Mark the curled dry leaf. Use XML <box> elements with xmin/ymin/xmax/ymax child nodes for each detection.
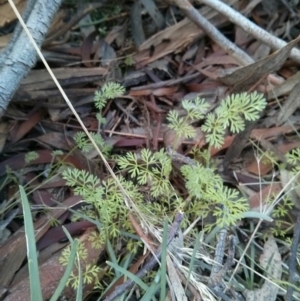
<box><xmin>243</xmin><ymin>235</ymin><xmax>282</xmax><ymax>301</ymax></box>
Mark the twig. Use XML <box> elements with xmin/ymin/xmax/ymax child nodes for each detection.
<box><xmin>210</xmin><ymin>287</ymin><xmax>235</xmax><ymax>301</ymax></box>
<box><xmin>169</xmin><ymin>0</ymin><xmax>254</xmax><ymax>66</ymax></box>
<box><xmin>286</xmin><ymin>211</ymin><xmax>300</xmax><ymax>301</ymax></box>
<box><xmin>209</xmin><ymin>228</ymin><xmax>228</xmax><ymax>287</ymax></box>
<box><xmin>166</xmin><ymin>146</ymin><xmax>197</xmax><ymax>166</ymax></box>
<box><xmin>104</xmin><ymin>211</ymin><xmax>184</xmax><ymax>301</ymax></box>
<box><xmin>198</xmin><ymin>0</ymin><xmax>300</xmax><ymax>64</ymax></box>
<box><xmin>209</xmin><ymin>235</ymin><xmax>237</xmax><ymax>300</ymax></box>
<box><xmin>130</xmin><ymin>72</ymin><xmax>201</xmax><ymax>91</ymax></box>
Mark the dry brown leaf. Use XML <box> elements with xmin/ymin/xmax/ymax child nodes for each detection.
<box><xmin>268</xmin><ymin>70</ymin><xmax>300</xmax><ymax>99</ymax></box>
<box><xmin>243</xmin><ymin>235</ymin><xmax>282</xmax><ymax>301</ymax></box>
<box><xmin>10</xmin><ymin>109</ymin><xmax>46</xmax><ymax>143</ymax></box>
<box><xmin>19</xmin><ymin>67</ymin><xmax>107</xmax><ymax>91</ymax></box>
<box><xmin>276</xmin><ymin>82</ymin><xmax>300</xmax><ymax>125</ymax></box>
<box><xmin>219</xmin><ymin>36</ymin><xmax>300</xmax><ymax>92</ymax></box>
<box><xmin>248</xmin><ymin>182</ymin><xmax>282</xmax><ymax>211</ymax></box>
<box><xmin>0</xmin><ymin>34</ymin><xmax>11</xmax><ymax>48</ymax></box>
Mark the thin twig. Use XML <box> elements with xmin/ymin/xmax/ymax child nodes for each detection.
<box><xmin>130</xmin><ymin>72</ymin><xmax>201</xmax><ymax>91</ymax></box>
<box><xmin>210</xmin><ymin>287</ymin><xmax>235</xmax><ymax>301</ymax></box>
<box><xmin>209</xmin><ymin>228</ymin><xmax>227</xmax><ymax>287</ymax></box>
<box><xmin>104</xmin><ymin>212</ymin><xmax>184</xmax><ymax>301</ymax></box>
<box><xmin>198</xmin><ymin>0</ymin><xmax>300</xmax><ymax>64</ymax></box>
<box><xmin>286</xmin><ymin>211</ymin><xmax>300</xmax><ymax>301</ymax></box>
<box><xmin>166</xmin><ymin>146</ymin><xmax>197</xmax><ymax>166</ymax></box>
<box><xmin>169</xmin><ymin>0</ymin><xmax>254</xmax><ymax>66</ymax></box>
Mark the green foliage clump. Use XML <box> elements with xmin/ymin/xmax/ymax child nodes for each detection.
<box><xmin>94</xmin><ymin>82</ymin><xmax>125</xmax><ymax>110</ymax></box>
<box><xmin>286</xmin><ymin>147</ymin><xmax>300</xmax><ymax>172</ymax></box>
<box><xmin>74</xmin><ymin>131</ymin><xmax>111</xmax><ymax>155</ymax></box>
<box><xmin>62</xmin><ymin>169</ymin><xmax>143</xmax><ymax>240</ymax></box>
<box><xmin>117</xmin><ymin>148</ymin><xmax>173</xmax><ymax>198</ymax></box>
<box><xmin>168</xmin><ymin>92</ymin><xmax>266</xmax><ymax>148</ymax></box>
<box><xmin>64</xmin><ymin>84</ymin><xmax>270</xmax><ymax>292</ymax></box>
<box><xmin>25</xmin><ymin>151</ymin><xmax>39</xmax><ymax>164</ymax></box>
<box><xmin>180</xmin><ymin>162</ymin><xmax>248</xmax><ymax>231</ymax></box>
<box><xmin>74</xmin><ymin>82</ymin><xmax>125</xmax><ymax>154</ymax></box>
<box><xmin>167</xmin><ymin>97</ymin><xmax>210</xmax><ymax>139</ymax></box>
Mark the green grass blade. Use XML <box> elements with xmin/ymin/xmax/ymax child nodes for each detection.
<box><xmin>106</xmin><ymin>238</ymin><xmax>121</xmax><ymax>278</ymax></box>
<box><xmin>185</xmin><ymin>230</ymin><xmax>202</xmax><ymax>291</ymax></box>
<box><xmin>76</xmin><ymin>255</ymin><xmax>83</xmax><ymax>301</ymax></box>
<box><xmin>160</xmin><ymin>219</ymin><xmax>168</xmax><ymax>301</ymax></box>
<box><xmin>204</xmin><ymin>225</ymin><xmax>220</xmax><ymax>244</ymax></box>
<box><xmin>62</xmin><ymin>225</ymin><xmax>74</xmax><ymax>243</ymax></box>
<box><xmin>100</xmin><ymin>253</ymin><xmax>135</xmax><ymax>298</ymax></box>
<box><xmin>49</xmin><ymin>238</ymin><xmax>79</xmax><ymax>301</ymax></box>
<box><xmin>242</xmin><ymin>211</ymin><xmax>272</xmax><ymax>221</ymax></box>
<box><xmin>106</xmin><ymin>261</ymin><xmax>149</xmax><ymax>291</ymax></box>
<box><xmin>140</xmin><ymin>272</ymin><xmax>160</xmax><ymax>301</ymax></box>
<box><xmin>19</xmin><ymin>185</ymin><xmax>43</xmax><ymax>301</ymax></box>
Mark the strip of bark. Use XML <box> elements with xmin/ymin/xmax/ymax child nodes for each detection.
<box><xmin>0</xmin><ymin>0</ymin><xmax>62</xmax><ymax>118</ymax></box>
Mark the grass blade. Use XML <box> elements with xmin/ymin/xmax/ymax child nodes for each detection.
<box><xmin>49</xmin><ymin>237</ymin><xmax>79</xmax><ymax>301</ymax></box>
<box><xmin>75</xmin><ymin>255</ymin><xmax>83</xmax><ymax>301</ymax></box>
<box><xmin>185</xmin><ymin>230</ymin><xmax>202</xmax><ymax>291</ymax></box>
<box><xmin>141</xmin><ymin>272</ymin><xmax>160</xmax><ymax>301</ymax></box>
<box><xmin>19</xmin><ymin>185</ymin><xmax>43</xmax><ymax>301</ymax></box>
<box><xmin>160</xmin><ymin>219</ymin><xmax>168</xmax><ymax>301</ymax></box>
<box><xmin>106</xmin><ymin>238</ymin><xmax>121</xmax><ymax>278</ymax></box>
<box><xmin>106</xmin><ymin>261</ymin><xmax>149</xmax><ymax>291</ymax></box>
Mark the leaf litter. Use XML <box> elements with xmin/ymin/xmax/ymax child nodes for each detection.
<box><xmin>0</xmin><ymin>0</ymin><xmax>300</xmax><ymax>300</ymax></box>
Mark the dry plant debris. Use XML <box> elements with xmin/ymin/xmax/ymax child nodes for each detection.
<box><xmin>1</xmin><ymin>0</ymin><xmax>300</xmax><ymax>300</ymax></box>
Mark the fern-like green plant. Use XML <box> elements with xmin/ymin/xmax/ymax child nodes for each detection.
<box><xmin>117</xmin><ymin>148</ymin><xmax>173</xmax><ymax>198</ymax></box>
<box><xmin>180</xmin><ymin>161</ymin><xmax>248</xmax><ymax>231</ymax></box>
<box><xmin>168</xmin><ymin>92</ymin><xmax>266</xmax><ymax>148</ymax></box>
<box><xmin>25</xmin><ymin>151</ymin><xmax>39</xmax><ymax>164</ymax></box>
<box><xmin>94</xmin><ymin>82</ymin><xmax>125</xmax><ymax>111</ymax></box>
<box><xmin>74</xmin><ymin>131</ymin><xmax>111</xmax><ymax>155</ymax></box>
<box><xmin>61</xmin><ymin>86</ymin><xmax>268</xmax><ymax>294</ymax></box>
<box><xmin>167</xmin><ymin>97</ymin><xmax>210</xmax><ymax>140</ymax></box>
<box><xmin>74</xmin><ymin>82</ymin><xmax>125</xmax><ymax>154</ymax></box>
